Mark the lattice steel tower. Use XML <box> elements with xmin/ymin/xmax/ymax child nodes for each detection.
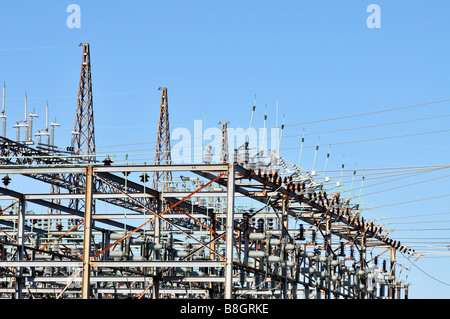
<box><xmin>74</xmin><ymin>43</ymin><xmax>95</xmax><ymax>161</ymax></box>
<box><xmin>69</xmin><ymin>43</ymin><xmax>96</xmax><ymax>213</ymax></box>
<box><xmin>152</xmin><ymin>87</ymin><xmax>172</xmax><ymax>191</ymax></box>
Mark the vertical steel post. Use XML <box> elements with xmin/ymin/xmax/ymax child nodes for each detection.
<box><xmin>209</xmin><ymin>211</ymin><xmax>217</xmax><ymax>298</ymax></box>
<box><xmin>152</xmin><ymin>196</ymin><xmax>161</xmax><ymax>299</ymax></box>
<box><xmin>281</xmin><ymin>196</ymin><xmax>288</xmax><ymax>299</ymax></box>
<box><xmin>224</xmin><ymin>164</ymin><xmax>235</xmax><ymax>299</ymax></box>
<box><xmin>324</xmin><ymin>215</ymin><xmax>332</xmax><ymax>299</ymax></box>
<box><xmin>15</xmin><ymin>199</ymin><xmax>26</xmax><ymax>299</ymax></box>
<box><xmin>361</xmin><ymin>231</ymin><xmax>367</xmax><ymax>299</ymax></box>
<box><xmin>241</xmin><ymin>213</ymin><xmax>249</xmax><ymax>289</ymax></box>
<box><xmin>390</xmin><ymin>247</ymin><xmax>396</xmax><ymax>299</ymax></box>
<box><xmin>82</xmin><ymin>165</ymin><xmax>94</xmax><ymax>299</ymax></box>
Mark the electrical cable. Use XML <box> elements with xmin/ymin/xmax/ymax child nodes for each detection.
<box><xmin>410</xmin><ymin>262</ymin><xmax>450</xmax><ymax>287</ymax></box>
<box><xmin>280</xmin><ymin>128</ymin><xmax>450</xmax><ymax>151</ymax></box>
<box><xmin>283</xmin><ymin>113</ymin><xmax>450</xmax><ymax>138</ymax></box>
<box><xmin>96</xmin><ymin>107</ymin><xmax>450</xmax><ymax>151</ymax></box>
<box><xmin>382</xmin><ymin>211</ymin><xmax>450</xmax><ymax>221</ymax></box>
<box><xmin>361</xmin><ymin>174</ymin><xmax>450</xmax><ymax>197</ymax></box>
<box><xmin>366</xmin><ymin>193</ymin><xmax>450</xmax><ymax>210</ymax></box>
<box><xmin>285</xmin><ymin>98</ymin><xmax>450</xmax><ymax>127</ymax></box>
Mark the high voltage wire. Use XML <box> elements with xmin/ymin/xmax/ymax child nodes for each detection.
<box><xmin>365</xmin><ymin>193</ymin><xmax>450</xmax><ymax>210</ymax></box>
<box><xmin>0</xmin><ymin>44</ymin><xmax>79</xmax><ymax>52</ymax></box>
<box><xmin>283</xmin><ymin>113</ymin><xmax>450</xmax><ymax>138</ymax></box>
<box><xmin>99</xmin><ymin>126</ymin><xmax>450</xmax><ymax>155</ymax></box>
<box><xmin>386</xmin><ymin>220</ymin><xmax>450</xmax><ymax>225</ymax></box>
<box><xmin>386</xmin><ymin>228</ymin><xmax>450</xmax><ymax>231</ymax></box>
<box><xmin>95</xmin><ymin>103</ymin><xmax>450</xmax><ymax>151</ymax></box>
<box><xmin>325</xmin><ymin>167</ymin><xmax>438</xmax><ymax>182</ymax></box>
<box><xmin>315</xmin><ymin>164</ymin><xmax>450</xmax><ymax>173</ymax></box>
<box><xmin>410</xmin><ymin>262</ymin><xmax>450</xmax><ymax>287</ymax></box>
<box><xmin>280</xmin><ymin>128</ymin><xmax>450</xmax><ymax>151</ymax></box>
<box><xmin>321</xmin><ymin>167</ymin><xmax>448</xmax><ymax>199</ymax></box>
<box><xmin>284</xmin><ymin>98</ymin><xmax>450</xmax><ymax>127</ymax></box>
<box><xmin>361</xmin><ymin>174</ymin><xmax>450</xmax><ymax>197</ymax></box>
<box><xmin>382</xmin><ymin>211</ymin><xmax>450</xmax><ymax>220</ymax></box>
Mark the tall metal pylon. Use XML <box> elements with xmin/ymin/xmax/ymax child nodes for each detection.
<box><xmin>152</xmin><ymin>87</ymin><xmax>172</xmax><ymax>191</ymax></box>
<box><xmin>73</xmin><ymin>43</ymin><xmax>95</xmax><ymax>161</ymax></box>
<box><xmin>69</xmin><ymin>43</ymin><xmax>96</xmax><ymax>213</ymax></box>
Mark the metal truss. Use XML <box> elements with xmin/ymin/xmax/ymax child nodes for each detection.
<box><xmin>0</xmin><ymin>156</ymin><xmax>410</xmax><ymax>299</ymax></box>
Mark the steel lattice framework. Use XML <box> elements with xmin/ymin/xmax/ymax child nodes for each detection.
<box><xmin>0</xmin><ymin>42</ymin><xmax>415</xmax><ymax>300</ymax></box>
<box><xmin>74</xmin><ymin>43</ymin><xmax>95</xmax><ymax>160</ymax></box>
<box><xmin>152</xmin><ymin>87</ymin><xmax>172</xmax><ymax>191</ymax></box>
<box><xmin>68</xmin><ymin>43</ymin><xmax>96</xmax><ymax>214</ymax></box>
<box><xmin>0</xmin><ymin>157</ymin><xmax>413</xmax><ymax>299</ymax></box>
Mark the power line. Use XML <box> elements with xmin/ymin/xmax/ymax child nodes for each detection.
<box><xmin>390</xmin><ymin>228</ymin><xmax>450</xmax><ymax>231</ymax></box>
<box><xmin>410</xmin><ymin>262</ymin><xmax>450</xmax><ymax>287</ymax></box>
<box><xmin>101</xmin><ymin>126</ymin><xmax>450</xmax><ymax>154</ymax></box>
<box><xmin>96</xmin><ymin>109</ymin><xmax>450</xmax><ymax>151</ymax></box>
<box><xmin>315</xmin><ymin>164</ymin><xmax>450</xmax><ymax>174</ymax></box>
<box><xmin>283</xmin><ymin>113</ymin><xmax>450</xmax><ymax>138</ymax></box>
<box><xmin>361</xmin><ymin>174</ymin><xmax>450</xmax><ymax>197</ymax></box>
<box><xmin>366</xmin><ymin>193</ymin><xmax>450</xmax><ymax>210</ymax></box>
<box><xmin>387</xmin><ymin>220</ymin><xmax>450</xmax><ymax>225</ymax></box>
<box><xmin>281</xmin><ymin>128</ymin><xmax>450</xmax><ymax>151</ymax></box>
<box><xmin>0</xmin><ymin>44</ymin><xmax>79</xmax><ymax>52</ymax></box>
<box><xmin>382</xmin><ymin>212</ymin><xmax>450</xmax><ymax>220</ymax></box>
<box><xmin>285</xmin><ymin>98</ymin><xmax>450</xmax><ymax>127</ymax></box>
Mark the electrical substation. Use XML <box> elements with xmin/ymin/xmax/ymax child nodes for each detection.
<box><xmin>0</xmin><ymin>43</ymin><xmax>414</xmax><ymax>299</ymax></box>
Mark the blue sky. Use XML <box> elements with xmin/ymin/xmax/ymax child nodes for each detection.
<box><xmin>1</xmin><ymin>1</ymin><xmax>450</xmax><ymax>298</ymax></box>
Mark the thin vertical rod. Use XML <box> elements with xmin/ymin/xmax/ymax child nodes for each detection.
<box><xmin>281</xmin><ymin>196</ymin><xmax>288</xmax><ymax>299</ymax></box>
<box><xmin>246</xmin><ymin>96</ymin><xmax>256</xmax><ymax>144</ymax></box>
<box><xmin>46</xmin><ymin>101</ymin><xmax>49</xmax><ymax>131</ymax></box>
<box><xmin>261</xmin><ymin>105</ymin><xmax>267</xmax><ymax>150</ymax></box>
<box><xmin>152</xmin><ymin>196</ymin><xmax>161</xmax><ymax>299</ymax></box>
<box><xmin>312</xmin><ymin>145</ymin><xmax>319</xmax><ymax>172</ymax></box>
<box><xmin>2</xmin><ymin>81</ymin><xmax>5</xmax><ymax>114</ymax></box>
<box><xmin>323</xmin><ymin>152</ymin><xmax>330</xmax><ymax>181</ymax></box>
<box><xmin>278</xmin><ymin>121</ymin><xmax>284</xmax><ymax>157</ymax></box>
<box><xmin>390</xmin><ymin>247</ymin><xmax>396</xmax><ymax>299</ymax></box>
<box><xmin>2</xmin><ymin>82</ymin><xmax>6</xmax><ymax>138</ymax></box>
<box><xmin>15</xmin><ymin>199</ymin><xmax>26</xmax><ymax>299</ymax></box>
<box><xmin>24</xmin><ymin>91</ymin><xmax>27</xmax><ymax>123</ymax></box>
<box><xmin>82</xmin><ymin>165</ymin><xmax>94</xmax><ymax>299</ymax></box>
<box><xmin>224</xmin><ymin>164</ymin><xmax>235</xmax><ymax>299</ymax></box>
<box><xmin>297</xmin><ymin>132</ymin><xmax>305</xmax><ymax>170</ymax></box>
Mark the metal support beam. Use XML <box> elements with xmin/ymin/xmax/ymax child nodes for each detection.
<box><xmin>14</xmin><ymin>199</ymin><xmax>26</xmax><ymax>299</ymax></box>
<box><xmin>0</xmin><ymin>260</ymin><xmax>224</xmax><ymax>268</ymax></box>
<box><xmin>82</xmin><ymin>166</ymin><xmax>94</xmax><ymax>299</ymax></box>
<box><xmin>152</xmin><ymin>196</ymin><xmax>162</xmax><ymax>299</ymax></box>
<box><xmin>224</xmin><ymin>164</ymin><xmax>235</xmax><ymax>299</ymax></box>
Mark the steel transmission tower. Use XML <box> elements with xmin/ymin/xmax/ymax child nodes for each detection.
<box><xmin>152</xmin><ymin>87</ymin><xmax>172</xmax><ymax>191</ymax></box>
<box><xmin>48</xmin><ymin>44</ymin><xmax>96</xmax><ymax>222</ymax></box>
<box><xmin>69</xmin><ymin>43</ymin><xmax>96</xmax><ymax>213</ymax></box>
<box><xmin>73</xmin><ymin>43</ymin><xmax>95</xmax><ymax>160</ymax></box>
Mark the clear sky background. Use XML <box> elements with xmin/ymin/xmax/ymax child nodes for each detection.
<box><xmin>1</xmin><ymin>1</ymin><xmax>450</xmax><ymax>299</ymax></box>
